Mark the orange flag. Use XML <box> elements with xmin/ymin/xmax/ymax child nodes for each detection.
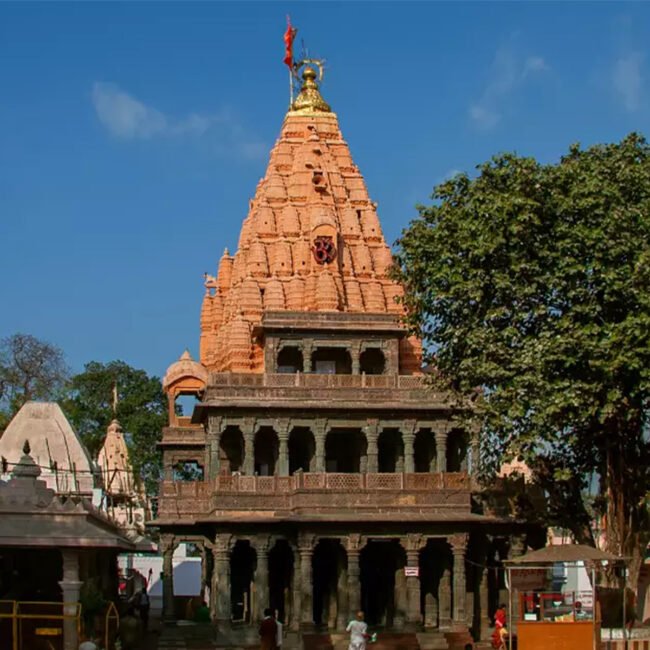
<box><xmin>283</xmin><ymin>16</ymin><xmax>297</xmax><ymax>69</ymax></box>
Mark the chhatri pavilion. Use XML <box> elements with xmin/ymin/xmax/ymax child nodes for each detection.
<box><xmin>154</xmin><ymin>60</ymin><xmax>529</xmax><ymax>645</ymax></box>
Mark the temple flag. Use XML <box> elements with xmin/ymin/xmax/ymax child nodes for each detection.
<box><xmin>284</xmin><ymin>16</ymin><xmax>297</xmax><ymax>69</ymax></box>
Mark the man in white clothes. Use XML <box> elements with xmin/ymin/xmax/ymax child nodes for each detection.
<box><xmin>346</xmin><ymin>611</ymin><xmax>369</xmax><ymax>650</ymax></box>
<box><xmin>275</xmin><ymin>609</ymin><xmax>283</xmax><ymax>649</ymax></box>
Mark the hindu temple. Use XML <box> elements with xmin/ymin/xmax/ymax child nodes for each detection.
<box><xmin>155</xmin><ymin>62</ymin><xmax>529</xmax><ymax>646</ymax></box>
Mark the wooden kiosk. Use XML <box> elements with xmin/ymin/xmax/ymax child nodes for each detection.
<box><xmin>505</xmin><ymin>544</ymin><xmax>624</xmax><ymax>650</ymax></box>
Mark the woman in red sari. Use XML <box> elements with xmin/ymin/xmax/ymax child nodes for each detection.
<box><xmin>491</xmin><ymin>604</ymin><xmax>507</xmax><ymax>649</ymax></box>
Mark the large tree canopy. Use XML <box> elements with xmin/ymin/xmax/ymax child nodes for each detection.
<box><xmin>0</xmin><ymin>333</ymin><xmax>69</xmax><ymax>430</ymax></box>
<box><xmin>63</xmin><ymin>360</ymin><xmax>166</xmax><ymax>495</ymax></box>
<box><xmin>394</xmin><ymin>133</ymin><xmax>650</xmax><ymax>584</ymax></box>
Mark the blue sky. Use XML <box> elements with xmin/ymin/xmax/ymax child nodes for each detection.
<box><xmin>1</xmin><ymin>2</ymin><xmax>649</xmax><ymax>379</ymax></box>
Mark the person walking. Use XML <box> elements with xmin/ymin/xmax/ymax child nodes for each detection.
<box><xmin>346</xmin><ymin>611</ymin><xmax>369</xmax><ymax>650</ymax></box>
<box><xmin>133</xmin><ymin>587</ymin><xmax>150</xmax><ymax>632</ymax></box>
<box><xmin>119</xmin><ymin>606</ymin><xmax>142</xmax><ymax>650</ymax></box>
<box><xmin>259</xmin><ymin>608</ymin><xmax>278</xmax><ymax>650</ymax></box>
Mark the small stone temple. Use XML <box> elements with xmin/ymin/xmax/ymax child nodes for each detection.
<box><xmin>155</xmin><ymin>63</ymin><xmax>529</xmax><ymax>644</ymax></box>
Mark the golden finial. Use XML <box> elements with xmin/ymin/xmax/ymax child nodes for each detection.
<box><xmin>291</xmin><ymin>63</ymin><xmax>331</xmax><ymax>114</ymax></box>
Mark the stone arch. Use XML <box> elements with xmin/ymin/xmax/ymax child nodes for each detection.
<box><xmin>277</xmin><ymin>346</ymin><xmax>303</xmax><ymax>373</ymax></box>
<box><xmin>289</xmin><ymin>427</ymin><xmax>315</xmax><ymax>474</ymax></box>
<box><xmin>414</xmin><ymin>428</ymin><xmax>435</xmax><ymax>473</ymax></box>
<box><xmin>378</xmin><ymin>428</ymin><xmax>403</xmax><ymax>473</ymax></box>
<box><xmin>447</xmin><ymin>429</ymin><xmax>469</xmax><ymax>472</ymax></box>
<box><xmin>359</xmin><ymin>347</ymin><xmax>385</xmax><ymax>375</ymax></box>
<box><xmin>269</xmin><ymin>538</ymin><xmax>295</xmax><ymax>623</ymax></box>
<box><xmin>255</xmin><ymin>427</ymin><xmax>278</xmax><ymax>476</ymax></box>
<box><xmin>231</xmin><ymin>539</ymin><xmax>256</xmax><ymax>622</ymax></box>
<box><xmin>325</xmin><ymin>428</ymin><xmax>366</xmax><ymax>473</ymax></box>
<box><xmin>220</xmin><ymin>426</ymin><xmax>244</xmax><ymax>474</ymax></box>
<box><xmin>312</xmin><ymin>538</ymin><xmax>346</xmax><ymax>628</ymax></box>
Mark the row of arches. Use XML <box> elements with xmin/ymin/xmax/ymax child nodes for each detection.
<box><xmin>277</xmin><ymin>346</ymin><xmax>385</xmax><ymax>375</ymax></box>
<box><xmin>216</xmin><ymin>426</ymin><xmax>468</xmax><ymax>476</ymax></box>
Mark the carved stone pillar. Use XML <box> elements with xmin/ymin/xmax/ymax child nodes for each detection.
<box><xmin>299</xmin><ymin>535</ymin><xmax>315</xmax><ymax>625</ymax></box>
<box><xmin>161</xmin><ymin>535</ymin><xmax>178</xmax><ymax>620</ymax></box>
<box><xmin>478</xmin><ymin>544</ymin><xmax>491</xmax><ymax>640</ymax></box>
<box><xmin>351</xmin><ymin>343</ymin><xmax>361</xmax><ymax>375</ymax></box>
<box><xmin>277</xmin><ymin>419</ymin><xmax>290</xmax><ymax>476</ymax></box>
<box><xmin>509</xmin><ymin>535</ymin><xmax>526</xmax><ymax>632</ymax></box>
<box><xmin>255</xmin><ymin>536</ymin><xmax>272</xmax><ymax>621</ymax></box>
<box><xmin>302</xmin><ymin>341</ymin><xmax>314</xmax><ymax>373</ymax></box>
<box><xmin>401</xmin><ymin>421</ymin><xmax>417</xmax><ymax>474</ymax></box>
<box><xmin>433</xmin><ymin>422</ymin><xmax>449</xmax><ymax>473</ymax></box>
<box><xmin>313</xmin><ymin>420</ymin><xmax>327</xmax><ymax>473</ymax></box>
<box><xmin>208</xmin><ymin>415</ymin><xmax>223</xmax><ymax>478</ymax></box>
<box><xmin>469</xmin><ymin>422</ymin><xmax>481</xmax><ymax>476</ymax></box>
<box><xmin>291</xmin><ymin>546</ymin><xmax>301</xmax><ymax>631</ymax></box>
<box><xmin>439</xmin><ymin>554</ymin><xmax>452</xmax><ymax>629</ymax></box>
<box><xmin>241</xmin><ymin>418</ymin><xmax>256</xmax><ymax>475</ymax></box>
<box><xmin>211</xmin><ymin>534</ymin><xmax>232</xmax><ymax>624</ymax></box>
<box><xmin>365</xmin><ymin>420</ymin><xmax>379</xmax><ymax>473</ymax></box>
<box><xmin>402</xmin><ymin>534</ymin><xmax>423</xmax><ymax>627</ymax></box>
<box><xmin>394</xmin><ymin>562</ymin><xmax>407</xmax><ymax>630</ymax></box>
<box><xmin>59</xmin><ymin>549</ymin><xmax>82</xmax><ymax>650</ymax></box>
<box><xmin>345</xmin><ymin>534</ymin><xmax>363</xmax><ymax>619</ymax></box>
<box><xmin>450</xmin><ymin>534</ymin><xmax>468</xmax><ymax>627</ymax></box>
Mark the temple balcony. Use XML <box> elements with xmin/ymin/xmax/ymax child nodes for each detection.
<box><xmin>155</xmin><ymin>471</ymin><xmax>476</xmax><ymax>523</ymax></box>
<box><xmin>197</xmin><ymin>372</ymin><xmax>449</xmax><ymax>412</ymax></box>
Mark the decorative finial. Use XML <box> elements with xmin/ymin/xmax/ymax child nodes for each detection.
<box><xmin>291</xmin><ymin>62</ymin><xmax>331</xmax><ymax>114</ymax></box>
<box><xmin>23</xmin><ymin>440</ymin><xmax>30</xmax><ymax>455</ymax></box>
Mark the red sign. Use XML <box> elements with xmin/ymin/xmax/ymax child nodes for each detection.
<box><xmin>404</xmin><ymin>567</ymin><xmax>419</xmax><ymax>577</ymax></box>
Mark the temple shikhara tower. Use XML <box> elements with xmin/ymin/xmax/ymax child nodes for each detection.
<box><xmin>156</xmin><ymin>60</ymin><xmax>526</xmax><ymax>645</ymax></box>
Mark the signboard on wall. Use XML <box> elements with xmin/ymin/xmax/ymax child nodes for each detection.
<box><xmin>404</xmin><ymin>567</ymin><xmax>419</xmax><ymax>577</ymax></box>
<box><xmin>508</xmin><ymin>568</ymin><xmax>548</xmax><ymax>590</ymax></box>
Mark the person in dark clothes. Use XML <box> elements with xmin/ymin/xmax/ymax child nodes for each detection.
<box><xmin>259</xmin><ymin>607</ymin><xmax>278</xmax><ymax>650</ymax></box>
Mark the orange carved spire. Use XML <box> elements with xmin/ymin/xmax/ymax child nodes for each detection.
<box><xmin>198</xmin><ymin>62</ymin><xmax>418</xmax><ymax>373</ymax></box>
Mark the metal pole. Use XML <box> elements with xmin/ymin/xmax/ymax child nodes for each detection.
<box><xmin>289</xmin><ymin>67</ymin><xmax>293</xmax><ymax>108</ymax></box>
<box><xmin>622</xmin><ymin>566</ymin><xmax>627</xmax><ymax>650</ymax></box>
<box><xmin>592</xmin><ymin>567</ymin><xmax>596</xmax><ymax>650</ymax></box>
<box><xmin>508</xmin><ymin>567</ymin><xmax>513</xmax><ymax>650</ymax></box>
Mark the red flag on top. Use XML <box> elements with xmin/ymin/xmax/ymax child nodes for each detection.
<box><xmin>284</xmin><ymin>16</ymin><xmax>297</xmax><ymax>69</ymax></box>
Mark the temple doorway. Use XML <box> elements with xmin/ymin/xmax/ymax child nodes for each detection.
<box><xmin>230</xmin><ymin>540</ymin><xmax>255</xmax><ymax>622</ymax></box>
<box><xmin>269</xmin><ymin>540</ymin><xmax>294</xmax><ymax>623</ymax></box>
<box><xmin>312</xmin><ymin>539</ymin><xmax>345</xmax><ymax>628</ymax></box>
<box><xmin>360</xmin><ymin>540</ymin><xmax>401</xmax><ymax>627</ymax></box>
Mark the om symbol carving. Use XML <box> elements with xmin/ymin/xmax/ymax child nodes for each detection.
<box><xmin>311</xmin><ymin>236</ymin><xmax>337</xmax><ymax>264</ymax></box>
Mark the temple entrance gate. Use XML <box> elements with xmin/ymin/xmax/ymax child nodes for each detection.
<box><xmin>231</xmin><ymin>540</ymin><xmax>255</xmax><ymax>622</ymax></box>
<box><xmin>360</xmin><ymin>540</ymin><xmax>405</xmax><ymax>627</ymax></box>
<box><xmin>269</xmin><ymin>540</ymin><xmax>294</xmax><ymax>623</ymax></box>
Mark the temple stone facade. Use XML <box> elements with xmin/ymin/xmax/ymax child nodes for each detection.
<box><xmin>155</xmin><ymin>65</ymin><xmax>528</xmax><ymax>643</ymax></box>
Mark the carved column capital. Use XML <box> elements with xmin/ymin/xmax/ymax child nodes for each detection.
<box><xmin>401</xmin><ymin>419</ymin><xmax>418</xmax><ymax>439</ymax></box>
<box><xmin>364</xmin><ymin>419</ymin><xmax>379</xmax><ymax>437</ymax></box>
<box><xmin>401</xmin><ymin>533</ymin><xmax>425</xmax><ymax>553</ymax></box>
<box><xmin>298</xmin><ymin>533</ymin><xmax>317</xmax><ymax>554</ymax></box>
<box><xmin>276</xmin><ymin>418</ymin><xmax>291</xmax><ymax>439</ymax></box>
<box><xmin>432</xmin><ymin>420</ymin><xmax>451</xmax><ymax>437</ymax></box>
<box><xmin>313</xmin><ymin>418</ymin><xmax>328</xmax><ymax>438</ymax></box>
<box><xmin>240</xmin><ymin>417</ymin><xmax>257</xmax><ymax>437</ymax></box>
<box><xmin>449</xmin><ymin>533</ymin><xmax>468</xmax><ymax>555</ymax></box>
<box><xmin>160</xmin><ymin>534</ymin><xmax>179</xmax><ymax>555</ymax></box>
<box><xmin>344</xmin><ymin>533</ymin><xmax>366</xmax><ymax>554</ymax></box>
<box><xmin>211</xmin><ymin>533</ymin><xmax>233</xmax><ymax>557</ymax></box>
<box><xmin>254</xmin><ymin>535</ymin><xmax>273</xmax><ymax>556</ymax></box>
<box><xmin>207</xmin><ymin>415</ymin><xmax>224</xmax><ymax>435</ymax></box>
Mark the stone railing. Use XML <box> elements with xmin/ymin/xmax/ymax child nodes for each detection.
<box><xmin>156</xmin><ymin>472</ymin><xmax>472</xmax><ymax>520</ymax></box>
<box><xmin>209</xmin><ymin>373</ymin><xmax>427</xmax><ymax>390</ymax></box>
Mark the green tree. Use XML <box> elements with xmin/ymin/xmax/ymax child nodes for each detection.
<box><xmin>63</xmin><ymin>360</ymin><xmax>166</xmax><ymax>495</ymax></box>
<box><xmin>0</xmin><ymin>333</ymin><xmax>70</xmax><ymax>429</ymax></box>
<box><xmin>394</xmin><ymin>133</ymin><xmax>650</xmax><ymax>587</ymax></box>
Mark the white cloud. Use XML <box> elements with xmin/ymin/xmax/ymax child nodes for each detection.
<box><xmin>91</xmin><ymin>82</ymin><xmax>266</xmax><ymax>158</ymax></box>
<box><xmin>469</xmin><ymin>46</ymin><xmax>549</xmax><ymax>131</ymax></box>
<box><xmin>92</xmin><ymin>83</ymin><xmax>168</xmax><ymax>139</ymax></box>
<box><xmin>612</xmin><ymin>52</ymin><xmax>644</xmax><ymax>112</ymax></box>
